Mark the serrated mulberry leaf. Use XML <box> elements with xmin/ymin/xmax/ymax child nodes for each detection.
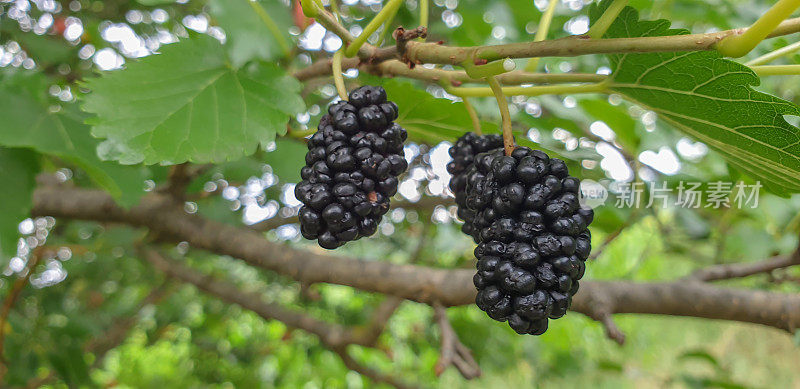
<box><xmin>82</xmin><ymin>34</ymin><xmax>305</xmax><ymax>165</ymax></box>
<box><xmin>383</xmin><ymin>79</ymin><xmax>497</xmax><ymax>143</ymax></box>
<box><xmin>208</xmin><ymin>0</ymin><xmax>292</xmax><ymax>67</ymax></box>
<box><xmin>0</xmin><ymin>72</ymin><xmax>147</xmax><ymax>207</ymax></box>
<box><xmin>590</xmin><ymin>2</ymin><xmax>800</xmax><ymax>194</ymax></box>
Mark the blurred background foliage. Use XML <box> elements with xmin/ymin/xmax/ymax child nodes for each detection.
<box><xmin>1</xmin><ymin>0</ymin><xmax>800</xmax><ymax>387</ymax></box>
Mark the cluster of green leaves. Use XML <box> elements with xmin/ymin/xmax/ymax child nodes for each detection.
<box><xmin>591</xmin><ymin>2</ymin><xmax>800</xmax><ymax>195</ymax></box>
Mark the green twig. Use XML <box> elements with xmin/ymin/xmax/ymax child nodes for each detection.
<box><xmin>716</xmin><ymin>0</ymin><xmax>800</xmax><ymax>58</ymax></box>
<box><xmin>417</xmin><ymin>0</ymin><xmax>429</xmax><ymax>42</ymax></box>
<box><xmin>332</xmin><ymin>49</ymin><xmax>348</xmax><ymax>100</ymax></box>
<box><xmin>587</xmin><ymin>0</ymin><xmax>628</xmax><ymax>40</ymax></box>
<box><xmin>462</xmin><ymin>98</ymin><xmax>482</xmax><ymax>135</ymax></box>
<box><xmin>752</xmin><ymin>64</ymin><xmax>800</xmax><ymax>75</ymax></box>
<box><xmin>746</xmin><ymin>40</ymin><xmax>800</xmax><ymax>65</ymax></box>
<box><xmin>462</xmin><ymin>58</ymin><xmax>516</xmax><ymax>78</ymax></box>
<box><xmin>524</xmin><ymin>0</ymin><xmax>559</xmax><ymax>72</ymax></box>
<box><xmin>376</xmin><ymin>13</ymin><xmax>397</xmax><ymax>46</ymax></box>
<box><xmin>486</xmin><ymin>76</ymin><xmax>515</xmax><ymax>156</ymax></box>
<box><xmin>249</xmin><ymin>0</ymin><xmax>292</xmax><ymax>57</ymax></box>
<box><xmin>447</xmin><ymin>82</ymin><xmax>609</xmax><ymax>97</ymax></box>
<box><xmin>344</xmin><ymin>0</ymin><xmax>404</xmax><ymax>57</ymax></box>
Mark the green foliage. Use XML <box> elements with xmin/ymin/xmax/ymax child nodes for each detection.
<box><xmin>264</xmin><ymin>138</ymin><xmax>307</xmax><ymax>184</ymax></box>
<box><xmin>0</xmin><ymin>71</ymin><xmax>147</xmax><ymax>207</ymax></box>
<box><xmin>0</xmin><ymin>148</ymin><xmax>39</xmax><ymax>260</ymax></box>
<box><xmin>207</xmin><ymin>0</ymin><xmax>292</xmax><ymax>67</ymax></box>
<box><xmin>578</xmin><ymin>98</ymin><xmax>640</xmax><ymax>150</ymax></box>
<box><xmin>82</xmin><ymin>34</ymin><xmax>305</xmax><ymax>165</ymax></box>
<box><xmin>385</xmin><ymin>79</ymin><xmax>495</xmax><ymax>143</ymax></box>
<box><xmin>591</xmin><ymin>2</ymin><xmax>800</xmax><ymax>195</ymax></box>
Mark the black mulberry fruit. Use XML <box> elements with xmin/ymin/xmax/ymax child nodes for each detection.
<box><xmin>465</xmin><ymin>146</ymin><xmax>592</xmax><ymax>335</ymax></box>
<box><xmin>296</xmin><ymin>86</ymin><xmax>408</xmax><ymax>249</ymax></box>
<box><xmin>447</xmin><ymin>132</ymin><xmax>505</xmax><ymax>240</ymax></box>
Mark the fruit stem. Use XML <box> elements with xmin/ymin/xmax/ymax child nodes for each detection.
<box><xmin>716</xmin><ymin>0</ymin><xmax>800</xmax><ymax>58</ymax></box>
<box><xmin>417</xmin><ymin>0</ymin><xmax>429</xmax><ymax>42</ymax></box>
<box><xmin>447</xmin><ymin>82</ymin><xmax>609</xmax><ymax>98</ymax></box>
<box><xmin>587</xmin><ymin>0</ymin><xmax>628</xmax><ymax>40</ymax></box>
<box><xmin>462</xmin><ymin>97</ymin><xmax>482</xmax><ymax>135</ymax></box>
<box><xmin>332</xmin><ymin>49</ymin><xmax>348</xmax><ymax>100</ymax></box>
<box><xmin>249</xmin><ymin>0</ymin><xmax>292</xmax><ymax>57</ymax></box>
<box><xmin>462</xmin><ymin>58</ymin><xmax>516</xmax><ymax>79</ymax></box>
<box><xmin>344</xmin><ymin>0</ymin><xmax>405</xmax><ymax>57</ymax></box>
<box><xmin>524</xmin><ymin>0</ymin><xmax>559</xmax><ymax>72</ymax></box>
<box><xmin>751</xmin><ymin>64</ymin><xmax>800</xmax><ymax>75</ymax></box>
<box><xmin>746</xmin><ymin>40</ymin><xmax>800</xmax><ymax>65</ymax></box>
<box><xmin>487</xmin><ymin>76</ymin><xmax>515</xmax><ymax>156</ymax></box>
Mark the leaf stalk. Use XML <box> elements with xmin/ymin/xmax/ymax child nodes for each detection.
<box><xmin>746</xmin><ymin>41</ymin><xmax>800</xmax><ymax>65</ymax></box>
<box><xmin>587</xmin><ymin>0</ymin><xmax>629</xmax><ymax>40</ymax></box>
<box><xmin>249</xmin><ymin>0</ymin><xmax>292</xmax><ymax>57</ymax></box>
<box><xmin>344</xmin><ymin>0</ymin><xmax>405</xmax><ymax>57</ymax></box>
<box><xmin>716</xmin><ymin>0</ymin><xmax>800</xmax><ymax>58</ymax></box>
<box><xmin>417</xmin><ymin>0</ymin><xmax>429</xmax><ymax>42</ymax></box>
<box><xmin>524</xmin><ymin>0</ymin><xmax>560</xmax><ymax>72</ymax></box>
<box><xmin>752</xmin><ymin>64</ymin><xmax>800</xmax><ymax>75</ymax></box>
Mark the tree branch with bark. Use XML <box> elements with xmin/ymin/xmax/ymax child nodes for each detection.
<box><xmin>293</xmin><ymin>5</ymin><xmax>800</xmax><ymax>87</ymax></box>
<box><xmin>30</xmin><ymin>185</ymin><xmax>800</xmax><ymax>335</ymax></box>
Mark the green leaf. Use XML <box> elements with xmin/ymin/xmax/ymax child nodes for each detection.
<box><xmin>186</xmin><ymin>157</ymin><xmax>265</xmax><ymax>193</ymax></box>
<box><xmin>590</xmin><ymin>2</ymin><xmax>800</xmax><ymax>194</ymax></box>
<box><xmin>0</xmin><ymin>71</ymin><xmax>147</xmax><ymax>207</ymax></box>
<box><xmin>264</xmin><ymin>138</ymin><xmax>307</xmax><ymax>184</ymax></box>
<box><xmin>208</xmin><ymin>0</ymin><xmax>292</xmax><ymax>67</ymax></box>
<box><xmin>82</xmin><ymin>34</ymin><xmax>305</xmax><ymax>165</ymax></box>
<box><xmin>578</xmin><ymin>99</ymin><xmax>640</xmax><ymax>151</ymax></box>
<box><xmin>0</xmin><ymin>148</ymin><xmax>39</xmax><ymax>260</ymax></box>
<box><xmin>383</xmin><ymin>79</ymin><xmax>482</xmax><ymax>143</ymax></box>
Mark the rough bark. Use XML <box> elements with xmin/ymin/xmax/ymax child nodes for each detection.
<box><xmin>31</xmin><ymin>186</ymin><xmax>800</xmax><ymax>333</ymax></box>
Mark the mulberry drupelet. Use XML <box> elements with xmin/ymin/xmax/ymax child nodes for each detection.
<box><xmin>447</xmin><ymin>132</ymin><xmax>505</xmax><ymax>241</ymax></box>
<box><xmin>295</xmin><ymin>86</ymin><xmax>408</xmax><ymax>249</ymax></box>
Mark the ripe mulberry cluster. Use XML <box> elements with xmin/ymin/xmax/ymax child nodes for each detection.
<box><xmin>295</xmin><ymin>86</ymin><xmax>408</xmax><ymax>249</ymax></box>
<box><xmin>446</xmin><ymin>132</ymin><xmax>504</xmax><ymax>242</ymax></box>
<box><xmin>456</xmin><ymin>146</ymin><xmax>593</xmax><ymax>335</ymax></box>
